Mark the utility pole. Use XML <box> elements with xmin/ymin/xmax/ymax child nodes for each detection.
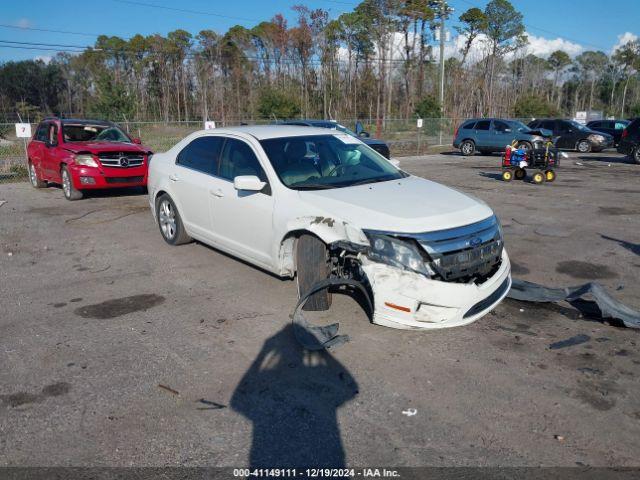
<box><xmin>429</xmin><ymin>0</ymin><xmax>453</xmax><ymax>145</ymax></box>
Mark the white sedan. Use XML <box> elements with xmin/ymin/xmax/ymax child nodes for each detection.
<box><xmin>147</xmin><ymin>125</ymin><xmax>511</xmax><ymax>329</ymax></box>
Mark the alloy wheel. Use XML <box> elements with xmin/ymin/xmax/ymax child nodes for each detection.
<box><xmin>62</xmin><ymin>169</ymin><xmax>71</xmax><ymax>197</ymax></box>
<box><xmin>29</xmin><ymin>164</ymin><xmax>38</xmax><ymax>187</ymax></box>
<box><xmin>159</xmin><ymin>199</ymin><xmax>177</xmax><ymax>240</ymax></box>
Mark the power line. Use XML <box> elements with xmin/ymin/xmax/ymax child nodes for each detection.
<box><xmin>111</xmin><ymin>0</ymin><xmax>260</xmax><ymax>22</ymax></box>
<box><xmin>0</xmin><ymin>23</ymin><xmax>105</xmax><ymax>38</ymax></box>
<box><xmin>0</xmin><ymin>39</ymin><xmax>96</xmax><ymax>49</ymax></box>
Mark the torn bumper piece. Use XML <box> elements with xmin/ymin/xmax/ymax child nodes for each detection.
<box><xmin>360</xmin><ymin>250</ymin><xmax>512</xmax><ymax>330</ymax></box>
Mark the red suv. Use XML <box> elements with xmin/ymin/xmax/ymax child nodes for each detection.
<box><xmin>27</xmin><ymin>118</ymin><xmax>152</xmax><ymax>200</ymax></box>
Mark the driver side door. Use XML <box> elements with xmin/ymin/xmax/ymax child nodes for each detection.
<box><xmin>208</xmin><ymin>137</ymin><xmax>275</xmax><ymax>268</ymax></box>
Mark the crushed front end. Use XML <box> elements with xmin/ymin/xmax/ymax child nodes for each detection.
<box><xmin>331</xmin><ymin>216</ymin><xmax>511</xmax><ymax>330</ymax></box>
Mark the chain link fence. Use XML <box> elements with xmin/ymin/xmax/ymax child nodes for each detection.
<box><xmin>0</xmin><ymin>118</ymin><xmax>461</xmax><ymax>184</ymax></box>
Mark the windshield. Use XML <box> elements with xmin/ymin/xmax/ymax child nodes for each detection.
<box><xmin>260</xmin><ymin>134</ymin><xmax>406</xmax><ymax>190</ymax></box>
<box><xmin>62</xmin><ymin>124</ymin><xmax>132</xmax><ymax>143</ymax></box>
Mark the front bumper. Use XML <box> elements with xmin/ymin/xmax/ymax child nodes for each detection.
<box><xmin>591</xmin><ymin>137</ymin><xmax>614</xmax><ymax>150</ymax></box>
<box><xmin>360</xmin><ymin>250</ymin><xmax>511</xmax><ymax>330</ymax></box>
<box><xmin>69</xmin><ymin>164</ymin><xmax>147</xmax><ymax>189</ymax></box>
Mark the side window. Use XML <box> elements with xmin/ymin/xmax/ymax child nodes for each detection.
<box><xmin>35</xmin><ymin>123</ymin><xmax>48</xmax><ymax>142</ymax></box>
<box><xmin>614</xmin><ymin>122</ymin><xmax>626</xmax><ymax>130</ymax></box>
<box><xmin>218</xmin><ymin>138</ymin><xmax>267</xmax><ymax>182</ymax></box>
<box><xmin>461</xmin><ymin>121</ymin><xmax>476</xmax><ymax>130</ymax></box>
<box><xmin>47</xmin><ymin>124</ymin><xmax>58</xmax><ymax>145</ymax></box>
<box><xmin>493</xmin><ymin>121</ymin><xmax>510</xmax><ymax>132</ymax></box>
<box><xmin>589</xmin><ymin>121</ymin><xmax>601</xmax><ymax>128</ymax></box>
<box><xmin>558</xmin><ymin>121</ymin><xmax>572</xmax><ymax>133</ymax></box>
<box><xmin>176</xmin><ymin>136</ymin><xmax>224</xmax><ymax>174</ymax></box>
<box><xmin>541</xmin><ymin>120</ymin><xmax>555</xmax><ymax>131</ymax></box>
<box><xmin>475</xmin><ymin>120</ymin><xmax>490</xmax><ymax>130</ymax></box>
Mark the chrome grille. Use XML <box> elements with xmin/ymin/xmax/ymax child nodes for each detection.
<box><xmin>410</xmin><ymin>216</ymin><xmax>503</xmax><ymax>282</ymax></box>
<box><xmin>98</xmin><ymin>152</ymin><xmax>145</xmax><ymax>168</ymax></box>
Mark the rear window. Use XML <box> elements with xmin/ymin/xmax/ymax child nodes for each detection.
<box><xmin>475</xmin><ymin>120</ymin><xmax>490</xmax><ymax>130</ymax></box>
<box><xmin>461</xmin><ymin>121</ymin><xmax>476</xmax><ymax>130</ymax></box>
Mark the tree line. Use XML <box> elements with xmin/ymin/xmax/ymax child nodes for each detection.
<box><xmin>1</xmin><ymin>0</ymin><xmax>639</xmax><ymax>126</ymax></box>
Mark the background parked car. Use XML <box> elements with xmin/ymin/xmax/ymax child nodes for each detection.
<box><xmin>617</xmin><ymin>117</ymin><xmax>640</xmax><ymax>164</ymax></box>
<box><xmin>27</xmin><ymin>118</ymin><xmax>151</xmax><ymax>200</ymax></box>
<box><xmin>453</xmin><ymin>118</ymin><xmax>552</xmax><ymax>156</ymax></box>
<box><xmin>278</xmin><ymin>119</ymin><xmax>390</xmax><ymax>158</ymax></box>
<box><xmin>586</xmin><ymin>119</ymin><xmax>630</xmax><ymax>146</ymax></box>
<box><xmin>528</xmin><ymin>118</ymin><xmax>614</xmax><ymax>153</ymax></box>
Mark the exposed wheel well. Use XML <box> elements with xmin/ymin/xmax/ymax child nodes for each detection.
<box><xmin>278</xmin><ymin>229</ymin><xmax>328</xmax><ymax>277</ymax></box>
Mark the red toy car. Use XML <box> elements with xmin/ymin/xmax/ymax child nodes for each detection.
<box><xmin>27</xmin><ymin>118</ymin><xmax>152</xmax><ymax>200</ymax></box>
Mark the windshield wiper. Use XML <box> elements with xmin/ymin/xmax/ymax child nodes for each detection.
<box><xmin>346</xmin><ymin>176</ymin><xmax>396</xmax><ymax>187</ymax></box>
<box><xmin>290</xmin><ymin>183</ymin><xmax>337</xmax><ymax>190</ymax></box>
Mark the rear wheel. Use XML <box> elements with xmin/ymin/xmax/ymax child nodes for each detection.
<box><xmin>156</xmin><ymin>194</ymin><xmax>191</xmax><ymax>245</ymax></box>
<box><xmin>577</xmin><ymin>140</ymin><xmax>591</xmax><ymax>153</ymax></box>
<box><xmin>296</xmin><ymin>234</ymin><xmax>332</xmax><ymax>311</ymax></box>
<box><xmin>633</xmin><ymin>147</ymin><xmax>640</xmax><ymax>165</ymax></box>
<box><xmin>29</xmin><ymin>162</ymin><xmax>46</xmax><ymax>188</ymax></box>
<box><xmin>61</xmin><ymin>166</ymin><xmax>83</xmax><ymax>200</ymax></box>
<box><xmin>545</xmin><ymin>170</ymin><xmax>556</xmax><ymax>182</ymax></box>
<box><xmin>460</xmin><ymin>140</ymin><xmax>475</xmax><ymax>156</ymax></box>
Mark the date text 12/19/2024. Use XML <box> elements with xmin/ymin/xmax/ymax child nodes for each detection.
<box><xmin>233</xmin><ymin>468</ymin><xmax>400</xmax><ymax>478</ymax></box>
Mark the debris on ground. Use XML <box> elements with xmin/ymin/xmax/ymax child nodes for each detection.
<box><xmin>554</xmin><ymin>435</ymin><xmax>565</xmax><ymax>442</ymax></box>
<box><xmin>291</xmin><ymin>278</ymin><xmax>371</xmax><ymax>350</ymax></box>
<box><xmin>196</xmin><ymin>399</ymin><xmax>227</xmax><ymax>410</ymax></box>
<box><xmin>402</xmin><ymin>408</ymin><xmax>417</xmax><ymax>417</ymax></box>
<box><xmin>0</xmin><ymin>200</ymin><xmax>6</xmax><ymax>208</ymax></box>
<box><xmin>158</xmin><ymin>384</ymin><xmax>179</xmax><ymax>395</ymax></box>
<box><xmin>508</xmin><ymin>279</ymin><xmax>640</xmax><ymax>328</ymax></box>
<box><xmin>549</xmin><ymin>334</ymin><xmax>591</xmax><ymax>350</ymax></box>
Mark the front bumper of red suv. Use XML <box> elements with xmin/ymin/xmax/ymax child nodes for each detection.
<box><xmin>69</xmin><ymin>163</ymin><xmax>148</xmax><ymax>189</ymax></box>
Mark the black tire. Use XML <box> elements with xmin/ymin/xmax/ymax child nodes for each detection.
<box><xmin>28</xmin><ymin>161</ymin><xmax>46</xmax><ymax>188</ymax></box>
<box><xmin>515</xmin><ymin>168</ymin><xmax>526</xmax><ymax>180</ymax></box>
<box><xmin>296</xmin><ymin>234</ymin><xmax>332</xmax><ymax>311</ymax></box>
<box><xmin>61</xmin><ymin>165</ymin><xmax>83</xmax><ymax>200</ymax></box>
<box><xmin>633</xmin><ymin>147</ymin><xmax>640</xmax><ymax>165</ymax></box>
<box><xmin>576</xmin><ymin>140</ymin><xmax>591</xmax><ymax>153</ymax></box>
<box><xmin>516</xmin><ymin>141</ymin><xmax>532</xmax><ymax>152</ymax></box>
<box><xmin>155</xmin><ymin>194</ymin><xmax>192</xmax><ymax>245</ymax></box>
<box><xmin>460</xmin><ymin>140</ymin><xmax>475</xmax><ymax>156</ymax></box>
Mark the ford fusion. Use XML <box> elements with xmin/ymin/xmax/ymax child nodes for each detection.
<box><xmin>147</xmin><ymin>126</ymin><xmax>511</xmax><ymax>330</ymax></box>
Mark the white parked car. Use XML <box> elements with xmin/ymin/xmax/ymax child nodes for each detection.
<box><xmin>147</xmin><ymin>125</ymin><xmax>511</xmax><ymax>330</ymax></box>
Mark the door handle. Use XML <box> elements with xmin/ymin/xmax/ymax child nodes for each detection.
<box><xmin>169</xmin><ymin>174</ymin><xmax>179</xmax><ymax>182</ymax></box>
<box><xmin>209</xmin><ymin>189</ymin><xmax>224</xmax><ymax>198</ymax></box>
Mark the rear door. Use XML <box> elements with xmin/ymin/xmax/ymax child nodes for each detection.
<box><xmin>42</xmin><ymin>122</ymin><xmax>61</xmax><ymax>180</ymax></box>
<box><xmin>556</xmin><ymin>120</ymin><xmax>577</xmax><ymax>149</ymax></box>
<box><xmin>171</xmin><ymin>135</ymin><xmax>224</xmax><ymax>240</ymax></box>
<box><xmin>208</xmin><ymin>137</ymin><xmax>275</xmax><ymax>267</ymax></box>
<box><xmin>473</xmin><ymin>120</ymin><xmax>492</xmax><ymax>149</ymax></box>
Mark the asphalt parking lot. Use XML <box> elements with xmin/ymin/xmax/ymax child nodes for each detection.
<box><xmin>1</xmin><ymin>149</ymin><xmax>639</xmax><ymax>467</ymax></box>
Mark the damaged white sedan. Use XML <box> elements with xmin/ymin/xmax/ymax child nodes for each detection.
<box><xmin>147</xmin><ymin>125</ymin><xmax>511</xmax><ymax>330</ymax></box>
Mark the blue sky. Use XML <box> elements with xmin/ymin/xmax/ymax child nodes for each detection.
<box><xmin>1</xmin><ymin>0</ymin><xmax>638</xmax><ymax>62</ymax></box>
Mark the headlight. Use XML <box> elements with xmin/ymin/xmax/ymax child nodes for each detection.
<box><xmin>365</xmin><ymin>232</ymin><xmax>435</xmax><ymax>277</ymax></box>
<box><xmin>588</xmin><ymin>134</ymin><xmax>605</xmax><ymax>143</ymax></box>
<box><xmin>74</xmin><ymin>154</ymin><xmax>98</xmax><ymax>167</ymax></box>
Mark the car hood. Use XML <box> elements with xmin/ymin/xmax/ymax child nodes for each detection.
<box><xmin>297</xmin><ymin>175</ymin><xmax>494</xmax><ymax>233</ymax></box>
<box><xmin>62</xmin><ymin>142</ymin><xmax>149</xmax><ymax>154</ymax></box>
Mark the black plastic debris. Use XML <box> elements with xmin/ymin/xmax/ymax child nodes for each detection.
<box><xmin>508</xmin><ymin>279</ymin><xmax>640</xmax><ymax>329</ymax></box>
<box><xmin>549</xmin><ymin>334</ymin><xmax>591</xmax><ymax>350</ymax></box>
<box><xmin>291</xmin><ymin>278</ymin><xmax>372</xmax><ymax>350</ymax></box>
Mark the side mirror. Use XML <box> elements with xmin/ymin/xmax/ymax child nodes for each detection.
<box><xmin>389</xmin><ymin>158</ymin><xmax>400</xmax><ymax>168</ymax></box>
<box><xmin>359</xmin><ymin>131</ymin><xmax>370</xmax><ymax>138</ymax></box>
<box><xmin>132</xmin><ymin>137</ymin><xmax>142</xmax><ymax>144</ymax></box>
<box><xmin>234</xmin><ymin>175</ymin><xmax>266</xmax><ymax>192</ymax></box>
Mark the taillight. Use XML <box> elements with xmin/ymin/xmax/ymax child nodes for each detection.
<box><xmin>622</xmin><ymin>128</ymin><xmax>628</xmax><ymax>138</ymax></box>
<box><xmin>454</xmin><ymin>126</ymin><xmax>459</xmax><ymax>138</ymax></box>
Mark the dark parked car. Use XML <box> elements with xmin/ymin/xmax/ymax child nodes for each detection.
<box><xmin>452</xmin><ymin>118</ymin><xmax>552</xmax><ymax>156</ymax></box>
<box><xmin>278</xmin><ymin>119</ymin><xmax>390</xmax><ymax>158</ymax></box>
<box><xmin>528</xmin><ymin>119</ymin><xmax>614</xmax><ymax>153</ymax></box>
<box><xmin>586</xmin><ymin>119</ymin><xmax>630</xmax><ymax>146</ymax></box>
<box><xmin>617</xmin><ymin>117</ymin><xmax>640</xmax><ymax>164</ymax></box>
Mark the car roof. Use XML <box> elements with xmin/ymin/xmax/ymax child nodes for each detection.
<box><xmin>58</xmin><ymin>118</ymin><xmax>114</xmax><ymax>126</ymax></box>
<box><xmin>199</xmin><ymin>124</ymin><xmax>339</xmax><ymax>140</ymax></box>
